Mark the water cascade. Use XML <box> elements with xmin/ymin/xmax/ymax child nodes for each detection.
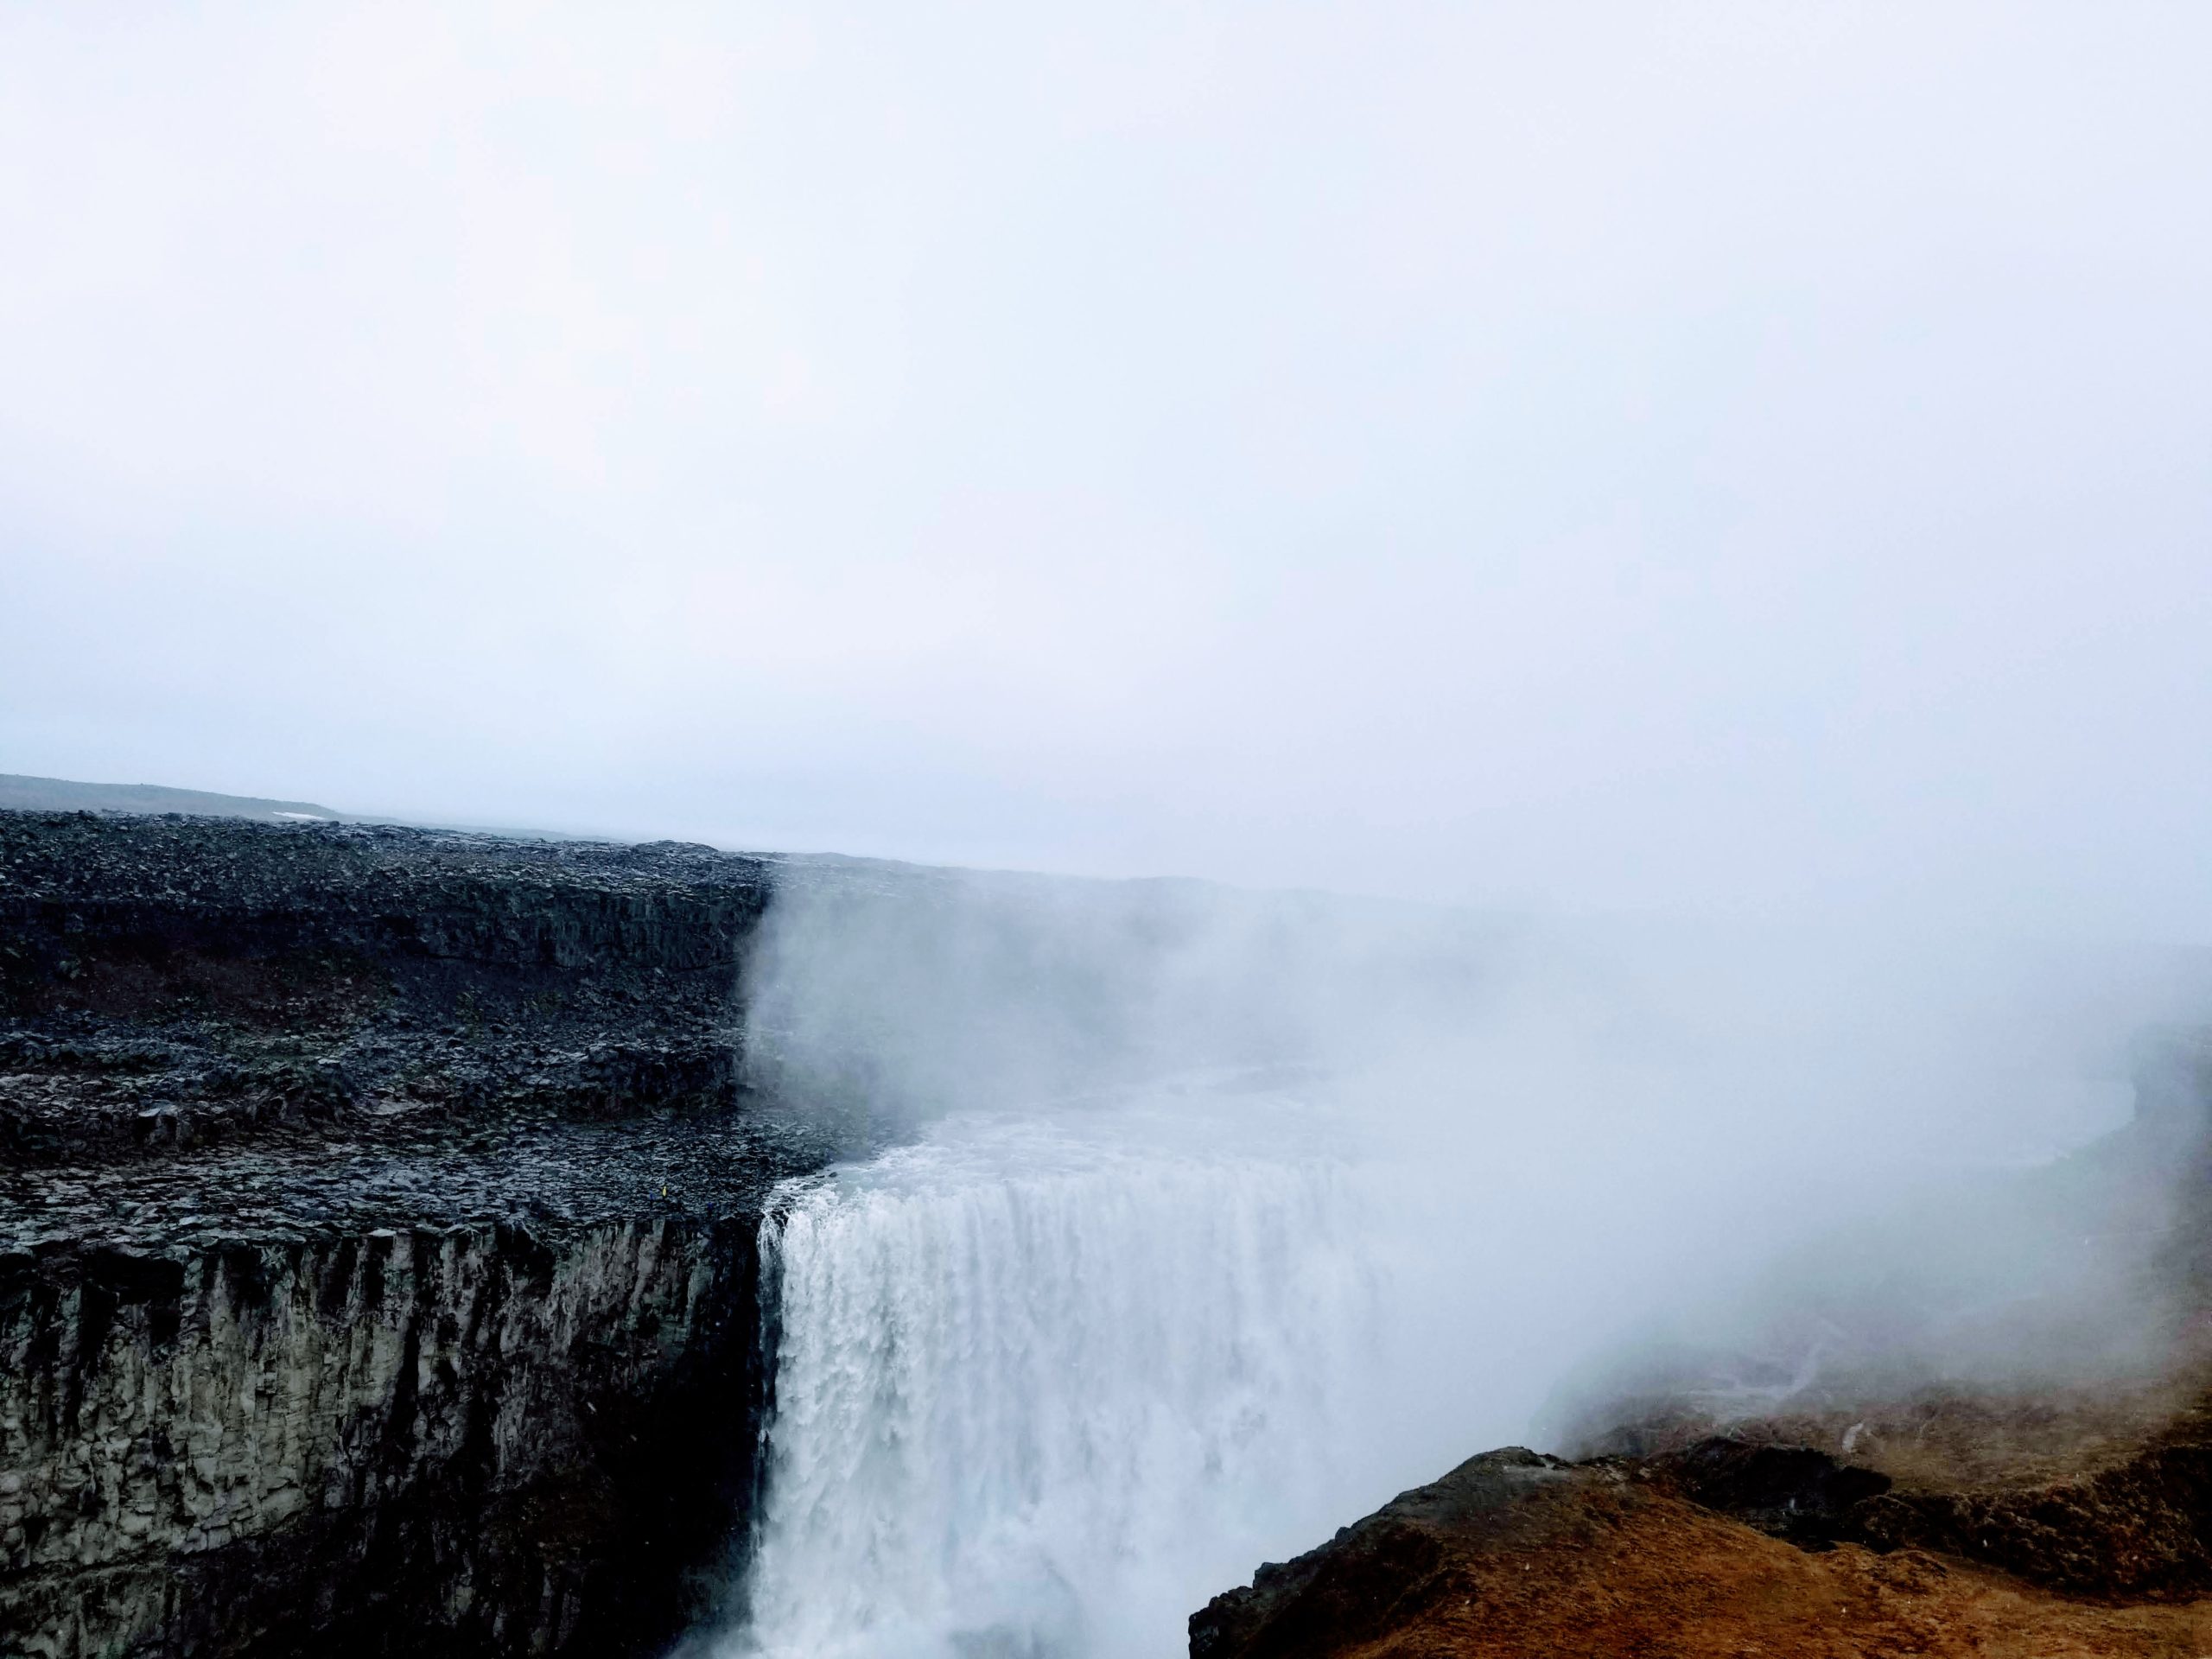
<box><xmin>734</xmin><ymin>1098</ymin><xmax>1392</xmax><ymax>1659</ymax></box>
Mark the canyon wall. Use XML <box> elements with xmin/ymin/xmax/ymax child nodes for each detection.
<box><xmin>0</xmin><ymin>811</ymin><xmax>825</xmax><ymax>1657</ymax></box>
<box><xmin>3</xmin><ymin>1217</ymin><xmax>763</xmax><ymax>1656</ymax></box>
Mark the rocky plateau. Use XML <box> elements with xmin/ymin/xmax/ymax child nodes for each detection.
<box><xmin>0</xmin><ymin>809</ymin><xmax>841</xmax><ymax>1658</ymax></box>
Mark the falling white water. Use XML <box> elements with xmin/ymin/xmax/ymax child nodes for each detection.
<box><xmin>733</xmin><ymin>1090</ymin><xmax>1393</xmax><ymax>1659</ymax></box>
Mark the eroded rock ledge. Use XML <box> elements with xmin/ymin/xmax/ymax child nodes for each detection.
<box><xmin>0</xmin><ymin>810</ymin><xmax>836</xmax><ymax>1658</ymax></box>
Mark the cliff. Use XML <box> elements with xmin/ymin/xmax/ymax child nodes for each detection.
<box><xmin>0</xmin><ymin>810</ymin><xmax>833</xmax><ymax>1657</ymax></box>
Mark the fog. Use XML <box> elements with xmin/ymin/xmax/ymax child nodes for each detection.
<box><xmin>5</xmin><ymin>3</ymin><xmax>2212</xmax><ymax>938</ymax></box>
<box><xmin>724</xmin><ymin>863</ymin><xmax>2212</xmax><ymax>1654</ymax></box>
<box><xmin>745</xmin><ymin>860</ymin><xmax>2212</xmax><ymax>1383</ymax></box>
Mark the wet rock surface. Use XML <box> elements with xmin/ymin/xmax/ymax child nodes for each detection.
<box><xmin>0</xmin><ymin>810</ymin><xmax>838</xmax><ymax>1658</ymax></box>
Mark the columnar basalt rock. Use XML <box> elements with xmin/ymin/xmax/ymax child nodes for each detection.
<box><xmin>3</xmin><ymin>1218</ymin><xmax>766</xmax><ymax>1656</ymax></box>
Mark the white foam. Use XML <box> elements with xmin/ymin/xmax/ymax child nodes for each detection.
<box><xmin>733</xmin><ymin>1096</ymin><xmax>1389</xmax><ymax>1659</ymax></box>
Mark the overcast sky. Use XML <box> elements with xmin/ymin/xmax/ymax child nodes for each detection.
<box><xmin>3</xmin><ymin>3</ymin><xmax>2208</xmax><ymax>933</ymax></box>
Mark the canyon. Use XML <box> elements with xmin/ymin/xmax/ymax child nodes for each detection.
<box><xmin>8</xmin><ymin>802</ymin><xmax>2212</xmax><ymax>1658</ymax></box>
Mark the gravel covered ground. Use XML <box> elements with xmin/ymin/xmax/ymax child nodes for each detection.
<box><xmin>0</xmin><ymin>809</ymin><xmax>842</xmax><ymax>1258</ymax></box>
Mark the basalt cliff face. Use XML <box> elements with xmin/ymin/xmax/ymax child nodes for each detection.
<box><xmin>0</xmin><ymin>811</ymin><xmax>836</xmax><ymax>1658</ymax></box>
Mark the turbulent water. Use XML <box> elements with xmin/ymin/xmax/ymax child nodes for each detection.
<box><xmin>733</xmin><ymin>1091</ymin><xmax>1395</xmax><ymax>1659</ymax></box>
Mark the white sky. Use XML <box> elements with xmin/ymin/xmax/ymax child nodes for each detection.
<box><xmin>3</xmin><ymin>3</ymin><xmax>2209</xmax><ymax>935</ymax></box>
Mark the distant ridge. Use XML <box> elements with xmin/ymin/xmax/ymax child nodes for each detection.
<box><xmin>0</xmin><ymin>773</ymin><xmax>595</xmax><ymax>842</ymax></box>
<box><xmin>0</xmin><ymin>773</ymin><xmax>345</xmax><ymax>823</ymax></box>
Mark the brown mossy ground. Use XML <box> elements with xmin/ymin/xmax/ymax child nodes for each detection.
<box><xmin>1327</xmin><ymin>1490</ymin><xmax>2212</xmax><ymax>1659</ymax></box>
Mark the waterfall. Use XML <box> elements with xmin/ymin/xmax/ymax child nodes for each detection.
<box><xmin>733</xmin><ymin>1096</ymin><xmax>1390</xmax><ymax>1659</ymax></box>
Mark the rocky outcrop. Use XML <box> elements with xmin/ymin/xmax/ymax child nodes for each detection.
<box><xmin>1190</xmin><ymin>1447</ymin><xmax>1595</xmax><ymax>1659</ymax></box>
<box><xmin>1192</xmin><ymin>1037</ymin><xmax>2212</xmax><ymax>1656</ymax></box>
<box><xmin>1189</xmin><ymin>1440</ymin><xmax>2212</xmax><ymax>1658</ymax></box>
<box><xmin>0</xmin><ymin>810</ymin><xmax>836</xmax><ymax>1657</ymax></box>
<box><xmin>1188</xmin><ymin>1442</ymin><xmax>1904</xmax><ymax>1659</ymax></box>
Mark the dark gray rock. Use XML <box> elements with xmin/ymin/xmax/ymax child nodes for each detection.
<box><xmin>0</xmin><ymin>810</ymin><xmax>836</xmax><ymax>1657</ymax></box>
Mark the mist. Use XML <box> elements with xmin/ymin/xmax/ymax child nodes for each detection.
<box><xmin>722</xmin><ymin>862</ymin><xmax>2212</xmax><ymax>1655</ymax></box>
